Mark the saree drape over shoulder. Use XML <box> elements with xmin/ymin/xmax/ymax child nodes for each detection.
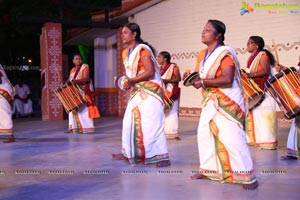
<box><xmin>0</xmin><ymin>64</ymin><xmax>14</xmax><ymax>136</ymax></box>
<box><xmin>68</xmin><ymin>64</ymin><xmax>100</xmax><ymax>133</ymax></box>
<box><xmin>196</xmin><ymin>46</ymin><xmax>256</xmax><ymax>184</ymax></box>
<box><xmin>161</xmin><ymin>63</ymin><xmax>180</xmax><ymax>139</ymax></box>
<box><xmin>121</xmin><ymin>44</ymin><xmax>169</xmax><ymax>165</ymax></box>
<box><xmin>243</xmin><ymin>52</ymin><xmax>277</xmax><ymax>149</ymax></box>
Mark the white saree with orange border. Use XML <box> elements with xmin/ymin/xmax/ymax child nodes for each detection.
<box><xmin>121</xmin><ymin>44</ymin><xmax>169</xmax><ymax>165</ymax></box>
<box><xmin>0</xmin><ymin>64</ymin><xmax>14</xmax><ymax>136</ymax></box>
<box><xmin>161</xmin><ymin>63</ymin><xmax>180</xmax><ymax>138</ymax></box>
<box><xmin>286</xmin><ymin>116</ymin><xmax>300</xmax><ymax>157</ymax></box>
<box><xmin>68</xmin><ymin>64</ymin><xmax>99</xmax><ymax>133</ymax></box>
<box><xmin>196</xmin><ymin>46</ymin><xmax>256</xmax><ymax>184</ymax></box>
<box><xmin>243</xmin><ymin>51</ymin><xmax>277</xmax><ymax>149</ymax></box>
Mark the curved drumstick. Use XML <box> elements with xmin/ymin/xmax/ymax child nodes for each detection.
<box><xmin>272</xmin><ymin>40</ymin><xmax>280</xmax><ymax>65</ymax></box>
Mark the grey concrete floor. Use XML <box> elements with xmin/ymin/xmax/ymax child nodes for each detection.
<box><xmin>0</xmin><ymin>116</ymin><xmax>299</xmax><ymax>200</ymax></box>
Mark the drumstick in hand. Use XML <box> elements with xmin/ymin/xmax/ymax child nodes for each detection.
<box><xmin>183</xmin><ymin>68</ymin><xmax>191</xmax><ymax>80</ymax></box>
<box><xmin>272</xmin><ymin>40</ymin><xmax>280</xmax><ymax>65</ymax></box>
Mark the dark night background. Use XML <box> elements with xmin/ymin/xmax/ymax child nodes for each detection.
<box><xmin>0</xmin><ymin>0</ymin><xmax>121</xmax><ymax>114</ymax></box>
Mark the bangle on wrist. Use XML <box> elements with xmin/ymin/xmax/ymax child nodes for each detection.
<box><xmin>128</xmin><ymin>78</ymin><xmax>132</xmax><ymax>85</ymax></box>
<box><xmin>130</xmin><ymin>78</ymin><xmax>136</xmax><ymax>85</ymax></box>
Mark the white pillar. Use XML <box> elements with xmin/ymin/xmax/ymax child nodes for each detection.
<box><xmin>94</xmin><ymin>35</ymin><xmax>117</xmax><ymax>89</ymax></box>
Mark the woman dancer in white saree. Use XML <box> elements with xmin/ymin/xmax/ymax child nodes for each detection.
<box><xmin>0</xmin><ymin>64</ymin><xmax>15</xmax><ymax>143</ymax></box>
<box><xmin>188</xmin><ymin>20</ymin><xmax>258</xmax><ymax>190</ymax></box>
<box><xmin>158</xmin><ymin>51</ymin><xmax>181</xmax><ymax>140</ymax></box>
<box><xmin>283</xmin><ymin>116</ymin><xmax>300</xmax><ymax>159</ymax></box>
<box><xmin>243</xmin><ymin>36</ymin><xmax>278</xmax><ymax>150</ymax></box>
<box><xmin>112</xmin><ymin>23</ymin><xmax>170</xmax><ymax>167</ymax></box>
<box><xmin>278</xmin><ymin>62</ymin><xmax>300</xmax><ymax>160</ymax></box>
<box><xmin>65</xmin><ymin>54</ymin><xmax>100</xmax><ymax>134</ymax></box>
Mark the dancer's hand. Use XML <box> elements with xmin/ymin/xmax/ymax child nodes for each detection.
<box><xmin>182</xmin><ymin>68</ymin><xmax>191</xmax><ymax>80</ymax></box>
<box><xmin>123</xmin><ymin>77</ymin><xmax>131</xmax><ymax>90</ymax></box>
<box><xmin>191</xmin><ymin>77</ymin><xmax>202</xmax><ymax>89</ymax></box>
<box><xmin>276</xmin><ymin>64</ymin><xmax>287</xmax><ymax>71</ymax></box>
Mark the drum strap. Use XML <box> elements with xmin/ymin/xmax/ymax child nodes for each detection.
<box><xmin>160</xmin><ymin>63</ymin><xmax>171</xmax><ymax>76</ymax></box>
<box><xmin>246</xmin><ymin>51</ymin><xmax>259</xmax><ymax>69</ymax></box>
<box><xmin>73</xmin><ymin>66</ymin><xmax>82</xmax><ymax>80</ymax></box>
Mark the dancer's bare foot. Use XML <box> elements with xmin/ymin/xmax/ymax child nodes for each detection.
<box><xmin>189</xmin><ymin>173</ymin><xmax>205</xmax><ymax>180</ymax></box>
<box><xmin>64</xmin><ymin>129</ymin><xmax>72</xmax><ymax>134</ymax></box>
<box><xmin>242</xmin><ymin>180</ymin><xmax>259</xmax><ymax>190</ymax></box>
<box><xmin>156</xmin><ymin>160</ymin><xmax>171</xmax><ymax>167</ymax></box>
<box><xmin>112</xmin><ymin>153</ymin><xmax>127</xmax><ymax>160</ymax></box>
<box><xmin>174</xmin><ymin>136</ymin><xmax>181</xmax><ymax>141</ymax></box>
<box><xmin>260</xmin><ymin>147</ymin><xmax>277</xmax><ymax>150</ymax></box>
<box><xmin>3</xmin><ymin>135</ymin><xmax>15</xmax><ymax>143</ymax></box>
<box><xmin>281</xmin><ymin>155</ymin><xmax>298</xmax><ymax>160</ymax></box>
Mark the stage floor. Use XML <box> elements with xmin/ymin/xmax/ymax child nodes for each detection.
<box><xmin>0</xmin><ymin>116</ymin><xmax>299</xmax><ymax>200</ymax></box>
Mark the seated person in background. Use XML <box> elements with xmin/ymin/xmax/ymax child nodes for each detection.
<box><xmin>13</xmin><ymin>79</ymin><xmax>33</xmax><ymax>117</ymax></box>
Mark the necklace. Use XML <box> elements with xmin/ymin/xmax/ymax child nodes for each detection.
<box><xmin>127</xmin><ymin>42</ymin><xmax>137</xmax><ymax>60</ymax></box>
<box><xmin>126</xmin><ymin>42</ymin><xmax>137</xmax><ymax>69</ymax></box>
<box><xmin>200</xmin><ymin>44</ymin><xmax>220</xmax><ymax>74</ymax></box>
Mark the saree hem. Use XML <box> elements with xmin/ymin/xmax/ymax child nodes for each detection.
<box><xmin>68</xmin><ymin>128</ymin><xmax>95</xmax><ymax>134</ymax></box>
<box><xmin>125</xmin><ymin>153</ymin><xmax>169</xmax><ymax>165</ymax></box>
<box><xmin>166</xmin><ymin>133</ymin><xmax>179</xmax><ymax>139</ymax></box>
<box><xmin>287</xmin><ymin>148</ymin><xmax>300</xmax><ymax>157</ymax></box>
<box><xmin>197</xmin><ymin>168</ymin><xmax>256</xmax><ymax>184</ymax></box>
<box><xmin>253</xmin><ymin>141</ymin><xmax>278</xmax><ymax>149</ymax></box>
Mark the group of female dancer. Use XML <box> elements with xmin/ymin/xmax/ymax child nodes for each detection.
<box><xmin>111</xmin><ymin>19</ymin><xmax>300</xmax><ymax>190</ymax></box>
<box><xmin>1</xmin><ymin>15</ymin><xmax>298</xmax><ymax>191</ymax></box>
<box><xmin>7</xmin><ymin>17</ymin><xmax>280</xmax><ymax>193</ymax></box>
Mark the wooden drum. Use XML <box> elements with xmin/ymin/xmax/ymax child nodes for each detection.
<box><xmin>54</xmin><ymin>82</ymin><xmax>87</xmax><ymax>113</ymax></box>
<box><xmin>240</xmin><ymin>72</ymin><xmax>265</xmax><ymax>111</ymax></box>
<box><xmin>265</xmin><ymin>67</ymin><xmax>300</xmax><ymax>119</ymax></box>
